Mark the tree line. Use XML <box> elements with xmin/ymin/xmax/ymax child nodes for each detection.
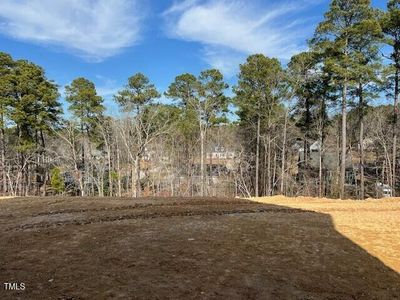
<box><xmin>1</xmin><ymin>0</ymin><xmax>400</xmax><ymax>199</ymax></box>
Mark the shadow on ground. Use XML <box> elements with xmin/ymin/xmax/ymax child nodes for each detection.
<box><xmin>0</xmin><ymin>197</ymin><xmax>399</xmax><ymax>299</ymax></box>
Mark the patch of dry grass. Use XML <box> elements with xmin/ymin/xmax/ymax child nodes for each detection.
<box><xmin>249</xmin><ymin>196</ymin><xmax>400</xmax><ymax>273</ymax></box>
<box><xmin>0</xmin><ymin>196</ymin><xmax>17</xmax><ymax>200</ymax></box>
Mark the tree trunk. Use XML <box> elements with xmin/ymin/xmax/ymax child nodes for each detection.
<box><xmin>360</xmin><ymin>119</ymin><xmax>365</xmax><ymax>200</ymax></box>
<box><xmin>393</xmin><ymin>68</ymin><xmax>399</xmax><ymax>196</ymax></box>
<box><xmin>17</xmin><ymin>126</ymin><xmax>23</xmax><ymax>196</ymax></box>
<box><xmin>0</xmin><ymin>113</ymin><xmax>6</xmax><ymax>195</ymax></box>
<box><xmin>101</xmin><ymin>123</ymin><xmax>113</xmax><ymax>197</ymax></box>
<box><xmin>272</xmin><ymin>150</ymin><xmax>277</xmax><ymax>194</ymax></box>
<box><xmin>25</xmin><ymin>163</ymin><xmax>30</xmax><ymax>196</ymax></box>
<box><xmin>80</xmin><ymin>123</ymin><xmax>86</xmax><ymax>196</ymax></box>
<box><xmin>135</xmin><ymin>154</ymin><xmax>141</xmax><ymax>198</ymax></box>
<box><xmin>106</xmin><ymin>140</ymin><xmax>112</xmax><ymax>197</ymax></box>
<box><xmin>267</xmin><ymin>133</ymin><xmax>272</xmax><ymax>196</ymax></box>
<box><xmin>99</xmin><ymin>171</ymin><xmax>104</xmax><ymax>197</ymax></box>
<box><xmin>318</xmin><ymin>122</ymin><xmax>325</xmax><ymax>198</ymax></box>
<box><xmin>73</xmin><ymin>144</ymin><xmax>85</xmax><ymax>196</ymax></box>
<box><xmin>40</xmin><ymin>130</ymin><xmax>47</xmax><ymax>196</ymax></box>
<box><xmin>79</xmin><ymin>171</ymin><xmax>85</xmax><ymax>196</ymax></box>
<box><xmin>255</xmin><ymin>115</ymin><xmax>260</xmax><ymax>197</ymax></box>
<box><xmin>116</xmin><ymin>145</ymin><xmax>122</xmax><ymax>197</ymax></box>
<box><xmin>280</xmin><ymin>109</ymin><xmax>288</xmax><ymax>195</ymax></box>
<box><xmin>318</xmin><ymin>136</ymin><xmax>323</xmax><ymax>198</ymax></box>
<box><xmin>263</xmin><ymin>142</ymin><xmax>267</xmax><ymax>195</ymax></box>
<box><xmin>359</xmin><ymin>83</ymin><xmax>365</xmax><ymax>200</ymax></box>
<box><xmin>340</xmin><ymin>81</ymin><xmax>347</xmax><ymax>199</ymax></box>
<box><xmin>304</xmin><ymin>139</ymin><xmax>308</xmax><ymax>167</ymax></box>
<box><xmin>131</xmin><ymin>162</ymin><xmax>136</xmax><ymax>197</ymax></box>
<box><xmin>200</xmin><ymin>127</ymin><xmax>205</xmax><ymax>197</ymax></box>
<box><xmin>209</xmin><ymin>140</ymin><xmax>213</xmax><ymax>196</ymax></box>
<box><xmin>185</xmin><ymin>144</ymin><xmax>190</xmax><ymax>196</ymax></box>
<box><xmin>318</xmin><ymin>98</ymin><xmax>326</xmax><ymax>198</ymax></box>
<box><xmin>34</xmin><ymin>127</ymin><xmax>40</xmax><ymax>196</ymax></box>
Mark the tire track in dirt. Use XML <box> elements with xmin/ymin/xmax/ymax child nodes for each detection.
<box><xmin>29</xmin><ymin>200</ymin><xmax>257</xmax><ymax>217</ymax></box>
<box><xmin>11</xmin><ymin>207</ymin><xmax>314</xmax><ymax>231</ymax></box>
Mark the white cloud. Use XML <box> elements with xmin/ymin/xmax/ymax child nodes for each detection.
<box><xmin>0</xmin><ymin>0</ymin><xmax>143</xmax><ymax>61</ymax></box>
<box><xmin>164</xmin><ymin>0</ymin><xmax>321</xmax><ymax>75</ymax></box>
<box><xmin>202</xmin><ymin>46</ymin><xmax>244</xmax><ymax>76</ymax></box>
<box><xmin>95</xmin><ymin>75</ymin><xmax>122</xmax><ymax>97</ymax></box>
<box><xmin>163</xmin><ymin>0</ymin><xmax>200</xmax><ymax>15</ymax></box>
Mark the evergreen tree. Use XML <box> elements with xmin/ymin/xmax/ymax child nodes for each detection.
<box><xmin>381</xmin><ymin>0</ymin><xmax>400</xmax><ymax>196</ymax></box>
<box><xmin>114</xmin><ymin>73</ymin><xmax>160</xmax><ymax>197</ymax></box>
<box><xmin>165</xmin><ymin>74</ymin><xmax>200</xmax><ymax>196</ymax></box>
<box><xmin>351</xmin><ymin>19</ymin><xmax>382</xmax><ymax>199</ymax></box>
<box><xmin>166</xmin><ymin>70</ymin><xmax>228</xmax><ymax>196</ymax></box>
<box><xmin>50</xmin><ymin>167</ymin><xmax>65</xmax><ymax>194</ymax></box>
<box><xmin>65</xmin><ymin>77</ymin><xmax>104</xmax><ymax>196</ymax></box>
<box><xmin>288</xmin><ymin>51</ymin><xmax>334</xmax><ymax>197</ymax></box>
<box><xmin>234</xmin><ymin>54</ymin><xmax>283</xmax><ymax>196</ymax></box>
<box><xmin>197</xmin><ymin>69</ymin><xmax>229</xmax><ymax>196</ymax></box>
<box><xmin>114</xmin><ymin>73</ymin><xmax>160</xmax><ymax>114</ymax></box>
<box><xmin>6</xmin><ymin>59</ymin><xmax>63</xmax><ymax>195</ymax></box>
<box><xmin>0</xmin><ymin>52</ymin><xmax>15</xmax><ymax>194</ymax></box>
<box><xmin>65</xmin><ymin>77</ymin><xmax>104</xmax><ymax>131</ymax></box>
<box><xmin>311</xmin><ymin>0</ymin><xmax>380</xmax><ymax>198</ymax></box>
<box><xmin>288</xmin><ymin>52</ymin><xmax>319</xmax><ymax>167</ymax></box>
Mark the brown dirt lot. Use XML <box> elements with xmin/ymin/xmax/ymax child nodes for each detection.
<box><xmin>0</xmin><ymin>196</ymin><xmax>399</xmax><ymax>299</ymax></box>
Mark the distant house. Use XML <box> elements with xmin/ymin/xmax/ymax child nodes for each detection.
<box><xmin>294</xmin><ymin>139</ymin><xmax>357</xmax><ymax>185</ymax></box>
<box><xmin>206</xmin><ymin>146</ymin><xmax>235</xmax><ymax>160</ymax></box>
<box><xmin>188</xmin><ymin>145</ymin><xmax>236</xmax><ymax>174</ymax></box>
<box><xmin>376</xmin><ymin>182</ymin><xmax>392</xmax><ymax>198</ymax></box>
<box><xmin>297</xmin><ymin>140</ymin><xmax>352</xmax><ymax>171</ymax></box>
<box><xmin>310</xmin><ymin>141</ymin><xmax>321</xmax><ymax>154</ymax></box>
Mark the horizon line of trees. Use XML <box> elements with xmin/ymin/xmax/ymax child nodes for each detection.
<box><xmin>1</xmin><ymin>0</ymin><xmax>400</xmax><ymax>199</ymax></box>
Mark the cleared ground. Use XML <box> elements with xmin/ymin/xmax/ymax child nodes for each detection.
<box><xmin>0</xmin><ymin>196</ymin><xmax>399</xmax><ymax>299</ymax></box>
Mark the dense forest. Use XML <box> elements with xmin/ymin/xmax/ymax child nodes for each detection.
<box><xmin>1</xmin><ymin>0</ymin><xmax>400</xmax><ymax>199</ymax></box>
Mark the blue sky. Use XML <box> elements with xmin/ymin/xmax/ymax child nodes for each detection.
<box><xmin>0</xmin><ymin>0</ymin><xmax>388</xmax><ymax>115</ymax></box>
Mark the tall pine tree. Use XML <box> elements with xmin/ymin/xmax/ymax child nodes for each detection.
<box><xmin>115</xmin><ymin>73</ymin><xmax>160</xmax><ymax>197</ymax></box>
<box><xmin>312</xmin><ymin>0</ymin><xmax>380</xmax><ymax>198</ymax></box>
<box><xmin>234</xmin><ymin>54</ymin><xmax>283</xmax><ymax>197</ymax></box>
<box><xmin>381</xmin><ymin>0</ymin><xmax>400</xmax><ymax>196</ymax></box>
<box><xmin>65</xmin><ymin>77</ymin><xmax>104</xmax><ymax>196</ymax></box>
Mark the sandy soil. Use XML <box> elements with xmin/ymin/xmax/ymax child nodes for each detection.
<box><xmin>250</xmin><ymin>196</ymin><xmax>400</xmax><ymax>274</ymax></box>
<box><xmin>0</xmin><ymin>196</ymin><xmax>399</xmax><ymax>299</ymax></box>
